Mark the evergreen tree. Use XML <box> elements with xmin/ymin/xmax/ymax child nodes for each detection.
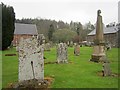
<box><xmin>48</xmin><ymin>24</ymin><xmax>55</xmax><ymax>41</ymax></box>
<box><xmin>1</xmin><ymin>3</ymin><xmax>15</xmax><ymax>50</ymax></box>
<box><xmin>76</xmin><ymin>22</ymin><xmax>83</xmax><ymax>42</ymax></box>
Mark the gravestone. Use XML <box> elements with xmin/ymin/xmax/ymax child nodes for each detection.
<box><xmin>67</xmin><ymin>41</ymin><xmax>70</xmax><ymax>46</ymax></box>
<box><xmin>69</xmin><ymin>41</ymin><xmax>73</xmax><ymax>47</ymax></box>
<box><xmin>74</xmin><ymin>44</ymin><xmax>80</xmax><ymax>56</ymax></box>
<box><xmin>90</xmin><ymin>10</ymin><xmax>106</xmax><ymax>62</ymax></box>
<box><xmin>102</xmin><ymin>62</ymin><xmax>111</xmax><ymax>76</ymax></box>
<box><xmin>18</xmin><ymin>36</ymin><xmax>44</xmax><ymax>82</ymax></box>
<box><xmin>44</xmin><ymin>43</ymin><xmax>51</xmax><ymax>51</ymax></box>
<box><xmin>57</xmin><ymin>43</ymin><xmax>68</xmax><ymax>63</ymax></box>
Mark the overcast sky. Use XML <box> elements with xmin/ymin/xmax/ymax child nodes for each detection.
<box><xmin>1</xmin><ymin>0</ymin><xmax>119</xmax><ymax>25</ymax></box>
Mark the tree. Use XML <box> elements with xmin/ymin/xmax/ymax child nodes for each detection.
<box><xmin>84</xmin><ymin>21</ymin><xmax>95</xmax><ymax>31</ymax></box>
<box><xmin>2</xmin><ymin>3</ymin><xmax>15</xmax><ymax>50</ymax></box>
<box><xmin>76</xmin><ymin>22</ymin><xmax>83</xmax><ymax>42</ymax></box>
<box><xmin>48</xmin><ymin>24</ymin><xmax>55</xmax><ymax>41</ymax></box>
<box><xmin>52</xmin><ymin>29</ymin><xmax>77</xmax><ymax>43</ymax></box>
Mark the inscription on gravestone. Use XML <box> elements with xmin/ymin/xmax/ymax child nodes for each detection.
<box><xmin>18</xmin><ymin>37</ymin><xmax>44</xmax><ymax>82</ymax></box>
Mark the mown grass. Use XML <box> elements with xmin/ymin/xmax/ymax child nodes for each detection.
<box><xmin>2</xmin><ymin>46</ymin><xmax>119</xmax><ymax>88</ymax></box>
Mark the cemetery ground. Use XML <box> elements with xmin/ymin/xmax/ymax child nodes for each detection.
<box><xmin>2</xmin><ymin>46</ymin><xmax>119</xmax><ymax>88</ymax></box>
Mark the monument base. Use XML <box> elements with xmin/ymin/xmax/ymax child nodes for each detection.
<box><xmin>90</xmin><ymin>45</ymin><xmax>106</xmax><ymax>62</ymax></box>
<box><xmin>90</xmin><ymin>54</ymin><xmax>106</xmax><ymax>62</ymax></box>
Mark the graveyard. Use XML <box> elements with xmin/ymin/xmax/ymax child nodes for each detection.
<box><xmin>1</xmin><ymin>2</ymin><xmax>119</xmax><ymax>89</ymax></box>
<box><xmin>2</xmin><ymin>46</ymin><xmax>118</xmax><ymax>88</ymax></box>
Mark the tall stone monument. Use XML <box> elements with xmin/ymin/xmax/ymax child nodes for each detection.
<box><xmin>57</xmin><ymin>43</ymin><xmax>68</xmax><ymax>63</ymax></box>
<box><xmin>90</xmin><ymin>10</ymin><xmax>106</xmax><ymax>62</ymax></box>
<box><xmin>18</xmin><ymin>36</ymin><xmax>44</xmax><ymax>82</ymax></box>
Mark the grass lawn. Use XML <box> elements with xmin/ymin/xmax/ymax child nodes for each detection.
<box><xmin>2</xmin><ymin>46</ymin><xmax>119</xmax><ymax>88</ymax></box>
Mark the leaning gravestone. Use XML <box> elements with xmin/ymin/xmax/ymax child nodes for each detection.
<box><xmin>18</xmin><ymin>37</ymin><xmax>44</xmax><ymax>82</ymax></box>
<box><xmin>74</xmin><ymin>44</ymin><xmax>80</xmax><ymax>56</ymax></box>
<box><xmin>57</xmin><ymin>43</ymin><xmax>68</xmax><ymax>63</ymax></box>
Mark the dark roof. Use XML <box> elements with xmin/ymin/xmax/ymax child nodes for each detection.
<box><xmin>88</xmin><ymin>26</ymin><xmax>119</xmax><ymax>36</ymax></box>
<box><xmin>14</xmin><ymin>23</ymin><xmax>38</xmax><ymax>35</ymax></box>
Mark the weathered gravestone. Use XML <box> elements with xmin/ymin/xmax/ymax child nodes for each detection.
<box><xmin>18</xmin><ymin>37</ymin><xmax>44</xmax><ymax>82</ymax></box>
<box><xmin>67</xmin><ymin>41</ymin><xmax>70</xmax><ymax>46</ymax></box>
<box><xmin>69</xmin><ymin>41</ymin><xmax>73</xmax><ymax>47</ymax></box>
<box><xmin>44</xmin><ymin>43</ymin><xmax>51</xmax><ymax>51</ymax></box>
<box><xmin>102</xmin><ymin>62</ymin><xmax>111</xmax><ymax>76</ymax></box>
<box><xmin>74</xmin><ymin>44</ymin><xmax>80</xmax><ymax>56</ymax></box>
<box><xmin>57</xmin><ymin>43</ymin><xmax>68</xmax><ymax>63</ymax></box>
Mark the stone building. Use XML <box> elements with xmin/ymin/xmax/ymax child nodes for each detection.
<box><xmin>13</xmin><ymin>23</ymin><xmax>38</xmax><ymax>46</ymax></box>
<box><xmin>87</xmin><ymin>25</ymin><xmax>119</xmax><ymax>47</ymax></box>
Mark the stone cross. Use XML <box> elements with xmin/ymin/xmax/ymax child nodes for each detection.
<box><xmin>18</xmin><ymin>36</ymin><xmax>44</xmax><ymax>82</ymax></box>
<box><xmin>57</xmin><ymin>43</ymin><xmax>68</xmax><ymax>63</ymax></box>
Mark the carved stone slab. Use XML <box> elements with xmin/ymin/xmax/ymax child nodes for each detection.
<box><xmin>74</xmin><ymin>44</ymin><xmax>80</xmax><ymax>56</ymax></box>
<box><xmin>18</xmin><ymin>37</ymin><xmax>44</xmax><ymax>82</ymax></box>
<box><xmin>57</xmin><ymin>43</ymin><xmax>68</xmax><ymax>63</ymax></box>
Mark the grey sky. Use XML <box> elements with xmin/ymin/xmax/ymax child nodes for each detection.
<box><xmin>1</xmin><ymin>0</ymin><xmax>119</xmax><ymax>25</ymax></box>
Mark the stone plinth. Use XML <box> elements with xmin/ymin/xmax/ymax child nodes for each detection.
<box><xmin>18</xmin><ymin>37</ymin><xmax>44</xmax><ymax>82</ymax></box>
<box><xmin>57</xmin><ymin>43</ymin><xmax>68</xmax><ymax>63</ymax></box>
<box><xmin>90</xmin><ymin>45</ymin><xmax>106</xmax><ymax>62</ymax></box>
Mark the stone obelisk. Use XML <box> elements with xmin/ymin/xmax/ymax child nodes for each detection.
<box><xmin>90</xmin><ymin>10</ymin><xmax>106</xmax><ymax>62</ymax></box>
